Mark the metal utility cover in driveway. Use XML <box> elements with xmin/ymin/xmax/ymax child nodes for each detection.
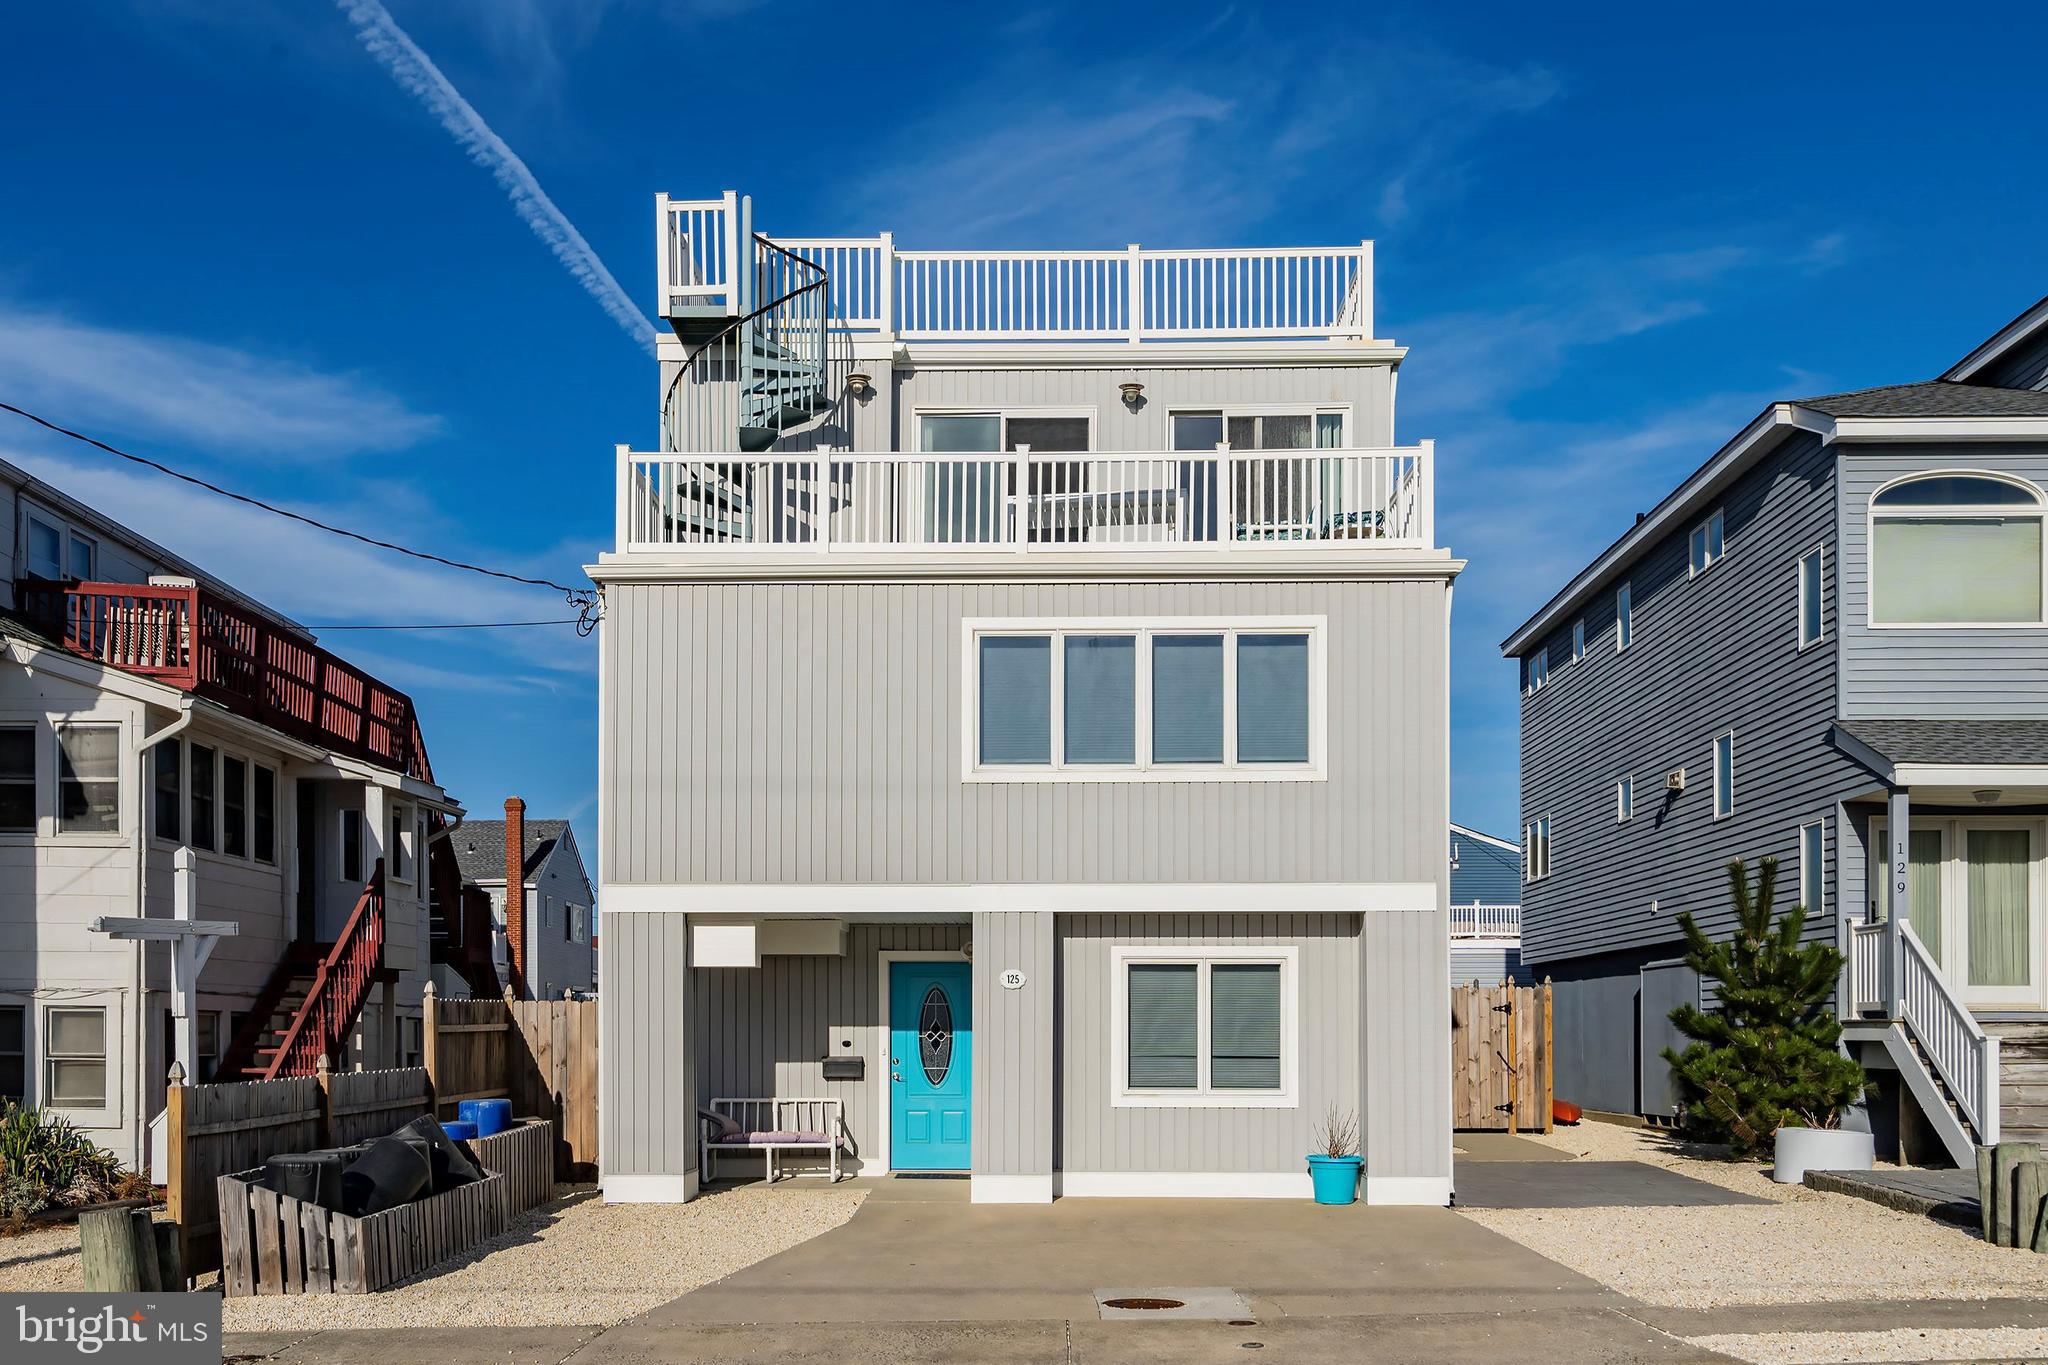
<box><xmin>1453</xmin><ymin>1161</ymin><xmax>1770</xmax><ymax>1209</ymax></box>
<box><xmin>1095</xmin><ymin>1287</ymin><xmax>1254</xmax><ymax>1321</ymax></box>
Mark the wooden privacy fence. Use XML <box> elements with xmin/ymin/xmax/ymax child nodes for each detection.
<box><xmin>1451</xmin><ymin>980</ymin><xmax>1554</xmax><ymax>1132</ymax></box>
<box><xmin>424</xmin><ymin>988</ymin><xmax>598</xmax><ymax>1181</ymax></box>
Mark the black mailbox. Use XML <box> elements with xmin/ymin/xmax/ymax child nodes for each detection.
<box><xmin>822</xmin><ymin>1056</ymin><xmax>865</xmax><ymax>1081</ymax></box>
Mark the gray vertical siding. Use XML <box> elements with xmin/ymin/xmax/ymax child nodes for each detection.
<box><xmin>599</xmin><ymin>911</ymin><xmax>694</xmax><ymax>1181</ymax></box>
<box><xmin>1517</xmin><ymin>432</ymin><xmax>1864</xmax><ymax>965</ymax></box>
<box><xmin>1362</xmin><ymin>908</ymin><xmax>1449</xmax><ymax>1182</ymax></box>
<box><xmin>1838</xmin><ymin>444</ymin><xmax>2048</xmax><ymax>719</ymax></box>
<box><xmin>971</xmin><ymin>911</ymin><xmax>1054</xmax><ymax>1181</ymax></box>
<box><xmin>603</xmin><ymin>576</ymin><xmax>1448</xmax><ymax>886</ymax></box>
<box><xmin>691</xmin><ymin>921</ymin><xmax>968</xmax><ymax>1170</ymax></box>
<box><xmin>1057</xmin><ymin>913</ymin><xmax>1360</xmax><ymax>1174</ymax></box>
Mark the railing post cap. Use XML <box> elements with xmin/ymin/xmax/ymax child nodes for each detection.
<box><xmin>166</xmin><ymin>1061</ymin><xmax>185</xmax><ymax>1087</ymax></box>
<box><xmin>315</xmin><ymin>1053</ymin><xmax>333</xmax><ymax>1077</ymax></box>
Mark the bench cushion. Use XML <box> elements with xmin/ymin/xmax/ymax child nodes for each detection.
<box><xmin>708</xmin><ymin>1130</ymin><xmax>830</xmax><ymax>1145</ymax></box>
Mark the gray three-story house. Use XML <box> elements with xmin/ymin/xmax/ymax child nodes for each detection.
<box><xmin>1505</xmin><ymin>292</ymin><xmax>2048</xmax><ymax>1164</ymax></box>
<box><xmin>590</xmin><ymin>192</ymin><xmax>1459</xmax><ymax>1204</ymax></box>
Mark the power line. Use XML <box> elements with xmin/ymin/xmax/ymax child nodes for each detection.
<box><xmin>0</xmin><ymin>400</ymin><xmax>602</xmax><ymax>633</ymax></box>
<box><xmin>306</xmin><ymin>618</ymin><xmax>584</xmax><ymax>631</ymax></box>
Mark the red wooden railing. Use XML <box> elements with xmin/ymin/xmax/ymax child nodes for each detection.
<box><xmin>17</xmin><ymin>580</ymin><xmax>423</xmax><ymax>779</ymax></box>
<box><xmin>263</xmin><ymin>863</ymin><xmax>387</xmax><ymax>1080</ymax></box>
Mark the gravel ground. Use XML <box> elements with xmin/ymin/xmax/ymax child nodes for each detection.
<box><xmin>1687</xmin><ymin>1326</ymin><xmax>2048</xmax><ymax>1363</ymax></box>
<box><xmin>1460</xmin><ymin>1122</ymin><xmax>2048</xmax><ymax>1309</ymax></box>
<box><xmin>2</xmin><ymin>1184</ymin><xmax>864</xmax><ymax>1330</ymax></box>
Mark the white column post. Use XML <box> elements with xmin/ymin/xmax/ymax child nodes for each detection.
<box><xmin>1416</xmin><ymin>439</ymin><xmax>1436</xmax><ymax>549</ymax></box>
<box><xmin>1216</xmin><ymin>442</ymin><xmax>1233</xmax><ymax>548</ymax></box>
<box><xmin>653</xmin><ymin>192</ymin><xmax>671</xmax><ymax>317</ymax></box>
<box><xmin>1357</xmin><ymin>240</ymin><xmax>1375</xmax><ymax>338</ymax></box>
<box><xmin>1126</xmin><ymin>244</ymin><xmax>1144</xmax><ymax>342</ymax></box>
<box><xmin>615</xmin><ymin>444</ymin><xmax>634</xmax><ymax>551</ymax></box>
<box><xmin>171</xmin><ymin>847</ymin><xmax>199</xmax><ymax>1082</ymax></box>
<box><xmin>1886</xmin><ymin>787</ymin><xmax>1910</xmax><ymax>1019</ymax></box>
<box><xmin>878</xmin><ymin>231</ymin><xmax>896</xmax><ymax>335</ymax></box>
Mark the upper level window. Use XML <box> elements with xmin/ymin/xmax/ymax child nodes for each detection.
<box><xmin>56</xmin><ymin>725</ymin><xmax>118</xmax><ymax>834</ymax></box>
<box><xmin>1617</xmin><ymin>775</ymin><xmax>1635</xmax><ymax>823</ymax></box>
<box><xmin>967</xmin><ymin>618</ymin><xmax>1322</xmax><ymax>781</ymax></box>
<box><xmin>1523</xmin><ymin>814</ymin><xmax>1551</xmax><ymax>881</ymax></box>
<box><xmin>1689</xmin><ymin>510</ymin><xmax>1725</xmax><ymax>576</ymax></box>
<box><xmin>25</xmin><ymin>509</ymin><xmax>96</xmax><ymax>582</ymax></box>
<box><xmin>0</xmin><ymin>726</ymin><xmax>31</xmax><ymax>833</ymax></box>
<box><xmin>918</xmin><ymin>411</ymin><xmax>1097</xmax><ymax>544</ymax></box>
<box><xmin>1616</xmin><ymin>583</ymin><xmax>1633</xmax><ymax>650</ymax></box>
<box><xmin>1524</xmin><ymin>648</ymin><xmax>1550</xmax><ymax>695</ymax></box>
<box><xmin>1571</xmin><ymin>620</ymin><xmax>1586</xmax><ymax>662</ymax></box>
<box><xmin>1871</xmin><ymin>473</ymin><xmax>2046</xmax><ymax>625</ymax></box>
<box><xmin>1798</xmin><ymin>547</ymin><xmax>1825</xmax><ymax>647</ymax></box>
<box><xmin>1713</xmin><ymin>731</ymin><xmax>1735</xmax><ymax>820</ymax></box>
<box><xmin>340</xmin><ymin>808</ymin><xmax>365</xmax><ymax>883</ymax></box>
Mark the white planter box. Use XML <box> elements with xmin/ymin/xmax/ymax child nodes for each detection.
<box><xmin>1772</xmin><ymin>1125</ymin><xmax>1874</xmax><ymax>1184</ymax></box>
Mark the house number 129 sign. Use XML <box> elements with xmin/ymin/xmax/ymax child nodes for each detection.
<box><xmin>999</xmin><ymin>968</ymin><xmax>1027</xmax><ymax>990</ymax></box>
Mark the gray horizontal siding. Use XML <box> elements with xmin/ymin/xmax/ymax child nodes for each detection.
<box><xmin>603</xmin><ymin>576</ymin><xmax>1446</xmax><ymax>886</ymax></box>
<box><xmin>1517</xmin><ymin>432</ymin><xmax>1865</xmax><ymax>966</ymax></box>
<box><xmin>1057</xmin><ymin>913</ymin><xmax>1359</xmax><ymax>1174</ymax></box>
<box><xmin>1363</xmin><ymin>907</ymin><xmax>1449</xmax><ymax>1181</ymax></box>
<box><xmin>972</xmin><ymin>911</ymin><xmax>1054</xmax><ymax>1180</ymax></box>
<box><xmin>1839</xmin><ymin>444</ymin><xmax>2048</xmax><ymax>719</ymax></box>
<box><xmin>599</xmin><ymin>910</ymin><xmax>693</xmax><ymax>1180</ymax></box>
<box><xmin>692</xmin><ymin>921</ymin><xmax>967</xmax><ymax>1171</ymax></box>
<box><xmin>1976</xmin><ymin>333</ymin><xmax>2048</xmax><ymax>392</ymax></box>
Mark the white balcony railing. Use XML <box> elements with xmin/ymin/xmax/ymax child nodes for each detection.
<box><xmin>659</xmin><ymin>197</ymin><xmax>1375</xmax><ymax>341</ymax></box>
<box><xmin>616</xmin><ymin>445</ymin><xmax>1433</xmax><ymax>554</ymax></box>
<box><xmin>1847</xmin><ymin>917</ymin><xmax>1999</xmax><ymax>1145</ymax></box>
<box><xmin>1449</xmin><ymin>904</ymin><xmax>1520</xmax><ymax>940</ymax></box>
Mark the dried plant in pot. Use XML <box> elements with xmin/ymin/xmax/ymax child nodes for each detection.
<box><xmin>1306</xmin><ymin>1105</ymin><xmax>1362</xmax><ymax>1205</ymax></box>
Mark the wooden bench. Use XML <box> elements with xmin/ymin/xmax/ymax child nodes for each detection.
<box><xmin>699</xmin><ymin>1098</ymin><xmax>845</xmax><ymax>1183</ymax></box>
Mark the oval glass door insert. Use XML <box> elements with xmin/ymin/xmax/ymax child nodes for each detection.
<box><xmin>919</xmin><ymin>985</ymin><xmax>954</xmax><ymax>1085</ymax></box>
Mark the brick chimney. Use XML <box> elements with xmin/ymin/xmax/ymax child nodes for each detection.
<box><xmin>503</xmin><ymin>797</ymin><xmax>528</xmax><ymax>997</ymax></box>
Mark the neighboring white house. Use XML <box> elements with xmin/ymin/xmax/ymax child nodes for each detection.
<box><xmin>445</xmin><ymin>800</ymin><xmax>594</xmax><ymax>1000</ymax></box>
<box><xmin>0</xmin><ymin>458</ymin><xmax>466</xmax><ymax>1171</ymax></box>
<box><xmin>591</xmin><ymin>191</ymin><xmax>1460</xmax><ymax>1206</ymax></box>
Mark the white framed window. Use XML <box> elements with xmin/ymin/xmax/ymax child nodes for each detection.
<box><xmin>1690</xmin><ymin>510</ymin><xmax>1725</xmax><ymax>576</ymax></box>
<box><xmin>1110</xmin><ymin>946</ymin><xmax>1297</xmax><ymax>1108</ymax></box>
<box><xmin>1798</xmin><ymin>546</ymin><xmax>1825</xmax><ymax>648</ymax></box>
<box><xmin>45</xmin><ymin>1005</ymin><xmax>107</xmax><ymax>1109</ymax></box>
<box><xmin>151</xmin><ymin>741</ymin><xmax>181</xmax><ymax>844</ymax></box>
<box><xmin>1572</xmin><ymin>619</ymin><xmax>1586</xmax><ymax>663</ymax></box>
<box><xmin>1800</xmin><ymin>819</ymin><xmax>1825</xmax><ymax>916</ymax></box>
<box><xmin>1617</xmin><ymin>775</ymin><xmax>1635</xmax><ymax>823</ymax></box>
<box><xmin>253</xmin><ymin>766</ymin><xmax>277</xmax><ymax>864</ymax></box>
<box><xmin>339</xmin><ymin>808</ymin><xmax>364</xmax><ymax>883</ymax></box>
<box><xmin>1616</xmin><ymin>582</ymin><xmax>1633</xmax><ymax>650</ymax></box>
<box><xmin>221</xmin><ymin>754</ymin><xmax>248</xmax><ymax>859</ymax></box>
<box><xmin>55</xmin><ymin>724</ymin><xmax>119</xmax><ymax>835</ymax></box>
<box><xmin>189</xmin><ymin>743</ymin><xmax>216</xmax><ymax>852</ymax></box>
<box><xmin>1713</xmin><ymin>732</ymin><xmax>1735</xmax><ymax>820</ymax></box>
<box><xmin>0</xmin><ymin>725</ymin><xmax>32</xmax><ymax>834</ymax></box>
<box><xmin>963</xmin><ymin>617</ymin><xmax>1325</xmax><ymax>782</ymax></box>
<box><xmin>1869</xmin><ymin>472</ymin><xmax>2046</xmax><ymax>626</ymax></box>
<box><xmin>1523</xmin><ymin>814</ymin><xmax>1551</xmax><ymax>881</ymax></box>
<box><xmin>1168</xmin><ymin>406</ymin><xmax>1352</xmax><ymax>453</ymax></box>
<box><xmin>1524</xmin><ymin>648</ymin><xmax>1549</xmax><ymax>695</ymax></box>
<box><xmin>24</xmin><ymin>507</ymin><xmax>97</xmax><ymax>582</ymax></box>
<box><xmin>0</xmin><ymin>1005</ymin><xmax>22</xmax><ymax>1101</ymax></box>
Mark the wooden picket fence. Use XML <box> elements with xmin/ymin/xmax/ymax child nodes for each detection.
<box><xmin>1451</xmin><ymin>980</ymin><xmax>1554</xmax><ymax>1132</ymax></box>
<box><xmin>424</xmin><ymin>990</ymin><xmax>597</xmax><ymax>1181</ymax></box>
<box><xmin>217</xmin><ymin>1166</ymin><xmax>508</xmax><ymax>1295</ymax></box>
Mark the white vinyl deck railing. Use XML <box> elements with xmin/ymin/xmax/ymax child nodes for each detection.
<box><xmin>616</xmin><ymin>445</ymin><xmax>1432</xmax><ymax>553</ymax></box>
<box><xmin>1448</xmin><ymin>904</ymin><xmax>1520</xmax><ymax>940</ymax></box>
<box><xmin>1847</xmin><ymin>917</ymin><xmax>1999</xmax><ymax>1145</ymax></box>
<box><xmin>658</xmin><ymin>196</ymin><xmax>1374</xmax><ymax>340</ymax></box>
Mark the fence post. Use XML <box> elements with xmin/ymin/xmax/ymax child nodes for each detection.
<box><xmin>422</xmin><ymin>981</ymin><xmax>441</xmax><ymax>1119</ymax></box>
<box><xmin>1542</xmin><ymin>978</ymin><xmax>1555</xmax><ymax>1134</ymax></box>
<box><xmin>315</xmin><ymin>1053</ymin><xmax>335</xmax><ymax>1149</ymax></box>
<box><xmin>164</xmin><ymin>1062</ymin><xmax>188</xmax><ymax>1283</ymax></box>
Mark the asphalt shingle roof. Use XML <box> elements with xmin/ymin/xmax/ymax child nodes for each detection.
<box><xmin>1795</xmin><ymin>381</ymin><xmax>2048</xmax><ymax>418</ymax></box>
<box><xmin>1837</xmin><ymin>719</ymin><xmax>2048</xmax><ymax>767</ymax></box>
<box><xmin>451</xmin><ymin>818</ymin><xmax>569</xmax><ymax>884</ymax></box>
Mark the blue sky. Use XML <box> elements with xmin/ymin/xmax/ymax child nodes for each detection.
<box><xmin>3</xmin><ymin>3</ymin><xmax>2045</xmax><ymax>858</ymax></box>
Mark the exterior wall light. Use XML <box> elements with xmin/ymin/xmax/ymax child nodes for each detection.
<box><xmin>1119</xmin><ymin>381</ymin><xmax>1145</xmax><ymax>407</ymax></box>
<box><xmin>1975</xmin><ymin>789</ymin><xmax>2004</xmax><ymax>804</ymax></box>
<box><xmin>846</xmin><ymin>371</ymin><xmax>872</xmax><ymax>397</ymax></box>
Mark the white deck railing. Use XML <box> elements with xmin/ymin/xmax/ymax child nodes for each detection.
<box><xmin>1847</xmin><ymin>917</ymin><xmax>1999</xmax><ymax>1145</ymax></box>
<box><xmin>617</xmin><ymin>445</ymin><xmax>1432</xmax><ymax>553</ymax></box>
<box><xmin>1449</xmin><ymin>904</ymin><xmax>1520</xmax><ymax>940</ymax></box>
<box><xmin>659</xmin><ymin>198</ymin><xmax>1376</xmax><ymax>340</ymax></box>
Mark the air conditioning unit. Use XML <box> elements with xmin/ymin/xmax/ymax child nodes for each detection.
<box><xmin>1665</xmin><ymin>768</ymin><xmax>1687</xmax><ymax>792</ymax></box>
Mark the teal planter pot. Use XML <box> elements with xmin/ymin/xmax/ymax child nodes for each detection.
<box><xmin>1306</xmin><ymin>1154</ymin><xmax>1362</xmax><ymax>1205</ymax></box>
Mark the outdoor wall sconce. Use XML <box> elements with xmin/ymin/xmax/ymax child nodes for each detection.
<box><xmin>1119</xmin><ymin>381</ymin><xmax>1145</xmax><ymax>407</ymax></box>
<box><xmin>846</xmin><ymin>371</ymin><xmax>872</xmax><ymax>397</ymax></box>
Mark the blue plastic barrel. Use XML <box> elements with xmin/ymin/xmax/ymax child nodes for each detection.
<box><xmin>440</xmin><ymin>1120</ymin><xmax>478</xmax><ymax>1141</ymax></box>
<box><xmin>458</xmin><ymin>1098</ymin><xmax>512</xmax><ymax>1137</ymax></box>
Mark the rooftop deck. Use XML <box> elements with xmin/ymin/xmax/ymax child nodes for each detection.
<box><xmin>615</xmin><ymin>444</ymin><xmax>1433</xmax><ymax>555</ymax></box>
<box><xmin>659</xmin><ymin>193</ymin><xmax>1375</xmax><ymax>342</ymax></box>
<box><xmin>16</xmin><ymin>578</ymin><xmax>425</xmax><ymax>779</ymax></box>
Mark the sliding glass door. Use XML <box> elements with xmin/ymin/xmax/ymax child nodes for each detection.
<box><xmin>1873</xmin><ymin>818</ymin><xmax>2044</xmax><ymax>1007</ymax></box>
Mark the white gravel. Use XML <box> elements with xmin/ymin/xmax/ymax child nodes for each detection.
<box><xmin>1460</xmin><ymin>1122</ymin><xmax>2048</xmax><ymax>1309</ymax></box>
<box><xmin>1687</xmin><ymin>1326</ymin><xmax>2048</xmax><ymax>1363</ymax></box>
<box><xmin>3</xmin><ymin>1184</ymin><xmax>863</xmax><ymax>1330</ymax></box>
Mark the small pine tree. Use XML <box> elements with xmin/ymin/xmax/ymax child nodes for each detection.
<box><xmin>1662</xmin><ymin>856</ymin><xmax>1870</xmax><ymax>1157</ymax></box>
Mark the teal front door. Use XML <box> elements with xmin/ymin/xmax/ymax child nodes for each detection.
<box><xmin>889</xmin><ymin>961</ymin><xmax>971</xmax><ymax>1170</ymax></box>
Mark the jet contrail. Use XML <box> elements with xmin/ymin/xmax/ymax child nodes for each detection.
<box><xmin>336</xmin><ymin>0</ymin><xmax>657</xmax><ymax>355</ymax></box>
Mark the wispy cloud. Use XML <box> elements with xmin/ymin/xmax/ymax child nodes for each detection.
<box><xmin>0</xmin><ymin>303</ymin><xmax>440</xmax><ymax>457</ymax></box>
<box><xmin>334</xmin><ymin>0</ymin><xmax>656</xmax><ymax>354</ymax></box>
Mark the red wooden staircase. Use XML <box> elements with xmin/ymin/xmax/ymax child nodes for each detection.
<box><xmin>217</xmin><ymin>864</ymin><xmax>387</xmax><ymax>1082</ymax></box>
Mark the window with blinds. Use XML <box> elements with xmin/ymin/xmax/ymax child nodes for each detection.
<box><xmin>1115</xmin><ymin>949</ymin><xmax>1294</xmax><ymax>1105</ymax></box>
<box><xmin>968</xmin><ymin>620</ymin><xmax>1320</xmax><ymax>779</ymax></box>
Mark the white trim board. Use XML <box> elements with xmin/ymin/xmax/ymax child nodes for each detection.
<box><xmin>971</xmin><ymin>1174</ymin><xmax>1054</xmax><ymax>1204</ymax></box>
<box><xmin>1057</xmin><ymin>1171</ymin><xmax>1310</xmax><ymax>1199</ymax></box>
<box><xmin>587</xmin><ymin>550</ymin><xmax>1463</xmax><ymax>586</ymax></box>
<box><xmin>602</xmin><ymin>1172</ymin><xmax>697</xmax><ymax>1204</ymax></box>
<box><xmin>600</xmin><ymin>883</ymin><xmax>1441</xmax><ymax>916</ymax></box>
<box><xmin>1371</xmin><ymin>1175</ymin><xmax>1452</xmax><ymax>1206</ymax></box>
<box><xmin>873</xmin><ymin>949</ymin><xmax>971</xmax><ymax>1177</ymax></box>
